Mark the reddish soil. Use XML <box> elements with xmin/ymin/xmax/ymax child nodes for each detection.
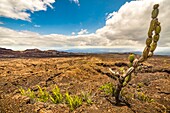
<box><xmin>0</xmin><ymin>54</ymin><xmax>169</xmax><ymax>113</ymax></box>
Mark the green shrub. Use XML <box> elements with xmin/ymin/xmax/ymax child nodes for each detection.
<box><xmin>27</xmin><ymin>88</ymin><xmax>36</xmax><ymax>99</ymax></box>
<box><xmin>49</xmin><ymin>86</ymin><xmax>63</xmax><ymax>104</ymax></box>
<box><xmin>37</xmin><ymin>85</ymin><xmax>49</xmax><ymax>102</ymax></box>
<box><xmin>81</xmin><ymin>91</ymin><xmax>93</xmax><ymax>105</ymax></box>
<box><xmin>136</xmin><ymin>92</ymin><xmax>154</xmax><ymax>103</ymax></box>
<box><xmin>19</xmin><ymin>87</ymin><xmax>35</xmax><ymax>99</ymax></box>
<box><xmin>19</xmin><ymin>85</ymin><xmax>93</xmax><ymax>111</ymax></box>
<box><xmin>119</xmin><ymin>67</ymin><xmax>125</xmax><ymax>74</ymax></box>
<box><xmin>65</xmin><ymin>92</ymin><xmax>82</xmax><ymax>111</ymax></box>
<box><xmin>99</xmin><ymin>83</ymin><xmax>115</xmax><ymax>95</ymax></box>
<box><xmin>19</xmin><ymin>87</ymin><xmax>26</xmax><ymax>95</ymax></box>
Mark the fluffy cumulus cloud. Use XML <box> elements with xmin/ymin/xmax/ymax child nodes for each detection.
<box><xmin>97</xmin><ymin>0</ymin><xmax>170</xmax><ymax>47</ymax></box>
<box><xmin>0</xmin><ymin>0</ymin><xmax>170</xmax><ymax>50</ymax></box>
<box><xmin>0</xmin><ymin>0</ymin><xmax>55</xmax><ymax>21</ymax></box>
<box><xmin>0</xmin><ymin>27</ymin><xmax>108</xmax><ymax>49</ymax></box>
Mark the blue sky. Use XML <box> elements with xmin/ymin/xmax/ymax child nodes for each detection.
<box><xmin>0</xmin><ymin>0</ymin><xmax>169</xmax><ymax>54</ymax></box>
<box><xmin>0</xmin><ymin>0</ymin><xmax>131</xmax><ymax>35</ymax></box>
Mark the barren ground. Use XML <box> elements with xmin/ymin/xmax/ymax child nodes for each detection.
<box><xmin>0</xmin><ymin>54</ymin><xmax>169</xmax><ymax>113</ymax></box>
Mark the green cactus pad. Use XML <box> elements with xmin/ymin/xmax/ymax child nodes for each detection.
<box><xmin>153</xmin><ymin>34</ymin><xmax>159</xmax><ymax>42</ymax></box>
<box><xmin>142</xmin><ymin>47</ymin><xmax>150</xmax><ymax>59</ymax></box>
<box><xmin>155</xmin><ymin>25</ymin><xmax>161</xmax><ymax>34</ymax></box>
<box><xmin>146</xmin><ymin>38</ymin><xmax>152</xmax><ymax>46</ymax></box>
<box><xmin>152</xmin><ymin>9</ymin><xmax>159</xmax><ymax>19</ymax></box>
<box><xmin>148</xmin><ymin>29</ymin><xmax>153</xmax><ymax>37</ymax></box>
<box><xmin>128</xmin><ymin>54</ymin><xmax>135</xmax><ymax>63</ymax></box>
<box><xmin>150</xmin><ymin>19</ymin><xmax>157</xmax><ymax>31</ymax></box>
<box><xmin>123</xmin><ymin>74</ymin><xmax>131</xmax><ymax>87</ymax></box>
<box><xmin>153</xmin><ymin>4</ymin><xmax>159</xmax><ymax>9</ymax></box>
<box><xmin>150</xmin><ymin>42</ymin><xmax>157</xmax><ymax>52</ymax></box>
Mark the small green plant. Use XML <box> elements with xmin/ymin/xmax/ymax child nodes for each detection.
<box><xmin>86</xmin><ymin>98</ymin><xmax>93</xmax><ymax>105</ymax></box>
<box><xmin>65</xmin><ymin>92</ymin><xmax>82</xmax><ymax>111</ymax></box>
<box><xmin>27</xmin><ymin>88</ymin><xmax>36</xmax><ymax>99</ymax></box>
<box><xmin>99</xmin><ymin>83</ymin><xmax>115</xmax><ymax>95</ymax></box>
<box><xmin>19</xmin><ymin>87</ymin><xmax>35</xmax><ymax>99</ymax></box>
<box><xmin>19</xmin><ymin>86</ymin><xmax>92</xmax><ymax>111</ymax></box>
<box><xmin>19</xmin><ymin>87</ymin><xmax>26</xmax><ymax>95</ymax></box>
<box><xmin>37</xmin><ymin>85</ymin><xmax>49</xmax><ymax>102</ymax></box>
<box><xmin>81</xmin><ymin>91</ymin><xmax>93</xmax><ymax>105</ymax></box>
<box><xmin>119</xmin><ymin>67</ymin><xmax>125</xmax><ymax>74</ymax></box>
<box><xmin>49</xmin><ymin>86</ymin><xmax>63</xmax><ymax>104</ymax></box>
<box><xmin>73</xmin><ymin>95</ymin><xmax>82</xmax><ymax>108</ymax></box>
<box><xmin>136</xmin><ymin>92</ymin><xmax>154</xmax><ymax>103</ymax></box>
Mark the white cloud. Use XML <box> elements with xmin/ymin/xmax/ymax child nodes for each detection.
<box><xmin>77</xmin><ymin>29</ymin><xmax>89</xmax><ymax>35</ymax></box>
<box><xmin>0</xmin><ymin>0</ymin><xmax>170</xmax><ymax>51</ymax></box>
<box><xmin>0</xmin><ymin>22</ymin><xmax>4</xmax><ymax>24</ymax></box>
<box><xmin>96</xmin><ymin>0</ymin><xmax>170</xmax><ymax>47</ymax></box>
<box><xmin>71</xmin><ymin>32</ymin><xmax>75</xmax><ymax>35</ymax></box>
<box><xmin>0</xmin><ymin>27</ymin><xmax>108</xmax><ymax>49</ymax></box>
<box><xmin>34</xmin><ymin>25</ymin><xmax>41</xmax><ymax>28</ymax></box>
<box><xmin>70</xmin><ymin>0</ymin><xmax>80</xmax><ymax>6</ymax></box>
<box><xmin>0</xmin><ymin>0</ymin><xmax>55</xmax><ymax>21</ymax></box>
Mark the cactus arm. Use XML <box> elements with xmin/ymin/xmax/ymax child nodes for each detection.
<box><xmin>109</xmin><ymin>68</ymin><xmax>120</xmax><ymax>78</ymax></box>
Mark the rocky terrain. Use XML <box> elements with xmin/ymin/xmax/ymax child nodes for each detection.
<box><xmin>0</xmin><ymin>54</ymin><xmax>169</xmax><ymax>113</ymax></box>
<box><xmin>0</xmin><ymin>48</ymin><xmax>79</xmax><ymax>58</ymax></box>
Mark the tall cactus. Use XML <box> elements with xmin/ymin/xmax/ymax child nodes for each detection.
<box><xmin>109</xmin><ymin>4</ymin><xmax>161</xmax><ymax>105</ymax></box>
<box><xmin>143</xmin><ymin>4</ymin><xmax>161</xmax><ymax>59</ymax></box>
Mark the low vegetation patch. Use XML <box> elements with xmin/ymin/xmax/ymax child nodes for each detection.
<box><xmin>49</xmin><ymin>86</ymin><xmax>63</xmax><ymax>104</ymax></box>
<box><xmin>99</xmin><ymin>83</ymin><xmax>115</xmax><ymax>96</ymax></box>
<box><xmin>65</xmin><ymin>92</ymin><xmax>82</xmax><ymax>111</ymax></box>
<box><xmin>135</xmin><ymin>92</ymin><xmax>155</xmax><ymax>103</ymax></box>
<box><xmin>99</xmin><ymin>83</ymin><xmax>155</xmax><ymax>104</ymax></box>
<box><xmin>81</xmin><ymin>91</ymin><xmax>93</xmax><ymax>105</ymax></box>
<box><xmin>37</xmin><ymin>85</ymin><xmax>49</xmax><ymax>102</ymax></box>
<box><xmin>19</xmin><ymin>87</ymin><xmax>36</xmax><ymax>99</ymax></box>
<box><xmin>19</xmin><ymin>85</ymin><xmax>93</xmax><ymax>111</ymax></box>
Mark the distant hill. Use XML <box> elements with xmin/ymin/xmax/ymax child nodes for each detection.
<box><xmin>0</xmin><ymin>47</ymin><xmax>169</xmax><ymax>58</ymax></box>
<box><xmin>0</xmin><ymin>47</ymin><xmax>78</xmax><ymax>58</ymax></box>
